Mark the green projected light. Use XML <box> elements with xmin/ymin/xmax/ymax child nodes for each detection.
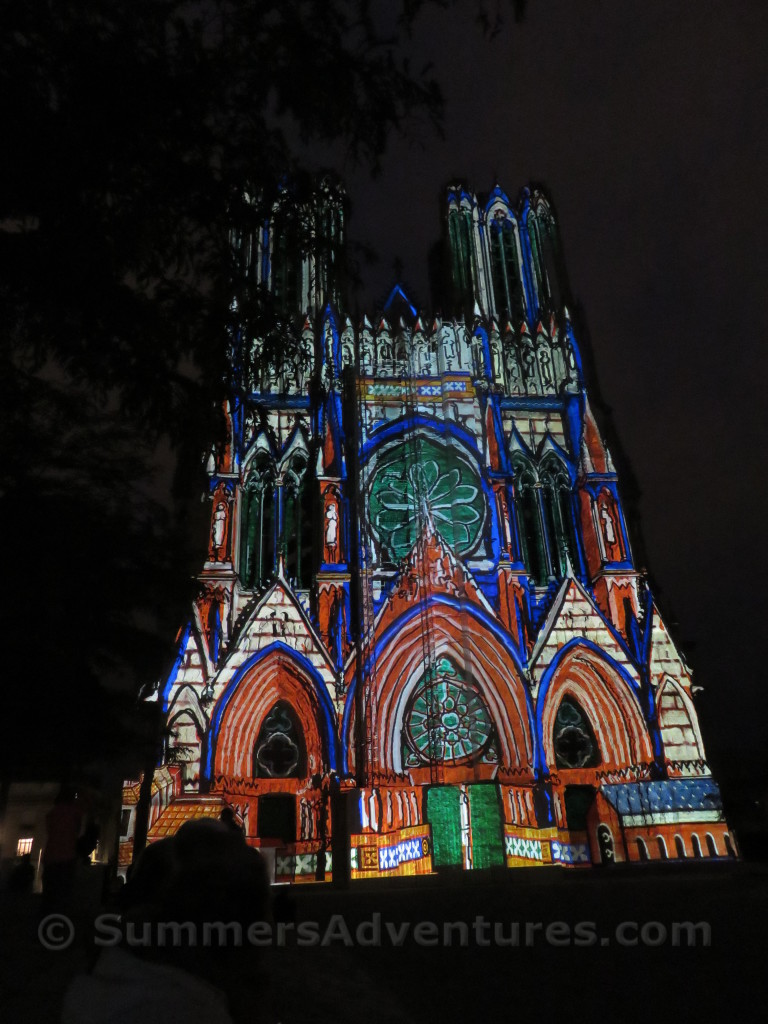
<box><xmin>368</xmin><ymin>435</ymin><xmax>485</xmax><ymax>560</ymax></box>
<box><xmin>403</xmin><ymin>658</ymin><xmax>493</xmax><ymax>766</ymax></box>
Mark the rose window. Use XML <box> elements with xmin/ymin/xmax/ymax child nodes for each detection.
<box><xmin>403</xmin><ymin>658</ymin><xmax>494</xmax><ymax>766</ymax></box>
<box><xmin>368</xmin><ymin>435</ymin><xmax>486</xmax><ymax>561</ymax></box>
<box><xmin>253</xmin><ymin>702</ymin><xmax>305</xmax><ymax>778</ymax></box>
<box><xmin>553</xmin><ymin>697</ymin><xmax>600</xmax><ymax>769</ymax></box>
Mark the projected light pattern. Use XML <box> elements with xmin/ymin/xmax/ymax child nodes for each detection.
<box><xmin>368</xmin><ymin>436</ymin><xmax>485</xmax><ymax>560</ymax></box>
<box><xmin>122</xmin><ymin>178</ymin><xmax>733</xmax><ymax>882</ymax></box>
<box><xmin>404</xmin><ymin>661</ymin><xmax>493</xmax><ymax>766</ymax></box>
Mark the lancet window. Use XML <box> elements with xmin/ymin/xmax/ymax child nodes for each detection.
<box><xmin>312</xmin><ymin>182</ymin><xmax>345</xmax><ymax>309</ymax></box>
<box><xmin>240</xmin><ymin>455</ymin><xmax>276</xmax><ymax>588</ymax></box>
<box><xmin>511</xmin><ymin>454</ymin><xmax>548</xmax><ymax>585</ymax></box>
<box><xmin>527</xmin><ymin>204</ymin><xmax>560</xmax><ymax>308</ymax></box>
<box><xmin>539</xmin><ymin>454</ymin><xmax>578</xmax><ymax>577</ymax></box>
<box><xmin>511</xmin><ymin>452</ymin><xmax>577</xmax><ymax>584</ymax></box>
<box><xmin>270</xmin><ymin>204</ymin><xmax>302</xmax><ymax>315</ymax></box>
<box><xmin>489</xmin><ymin>214</ymin><xmax>525</xmax><ymax>322</ymax></box>
<box><xmin>448</xmin><ymin>206</ymin><xmax>476</xmax><ymax>310</ymax></box>
<box><xmin>282</xmin><ymin>454</ymin><xmax>313</xmax><ymax>588</ymax></box>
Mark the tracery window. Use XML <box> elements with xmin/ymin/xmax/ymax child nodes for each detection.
<box><xmin>314</xmin><ymin>188</ymin><xmax>344</xmax><ymax>307</ymax></box>
<box><xmin>270</xmin><ymin>205</ymin><xmax>301</xmax><ymax>315</ymax></box>
<box><xmin>553</xmin><ymin>697</ymin><xmax>600</xmax><ymax>770</ymax></box>
<box><xmin>448</xmin><ymin>207</ymin><xmax>476</xmax><ymax>310</ymax></box>
<box><xmin>253</xmin><ymin>702</ymin><xmax>306</xmax><ymax>779</ymax></box>
<box><xmin>368</xmin><ymin>435</ymin><xmax>485</xmax><ymax>563</ymax></box>
<box><xmin>511</xmin><ymin>454</ymin><xmax>548</xmax><ymax>585</ymax></box>
<box><xmin>511</xmin><ymin>452</ymin><xmax>577</xmax><ymax>584</ymax></box>
<box><xmin>489</xmin><ymin>216</ymin><xmax>525</xmax><ymax>321</ymax></box>
<box><xmin>540</xmin><ymin>455</ymin><xmax>578</xmax><ymax>577</ymax></box>
<box><xmin>402</xmin><ymin>657</ymin><xmax>496</xmax><ymax>768</ymax></box>
<box><xmin>282</xmin><ymin>454</ymin><xmax>313</xmax><ymax>587</ymax></box>
<box><xmin>527</xmin><ymin>206</ymin><xmax>560</xmax><ymax>308</ymax></box>
<box><xmin>240</xmin><ymin>455</ymin><xmax>276</xmax><ymax>588</ymax></box>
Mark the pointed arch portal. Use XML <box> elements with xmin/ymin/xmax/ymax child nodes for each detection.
<box><xmin>208</xmin><ymin>644</ymin><xmax>336</xmax><ymax>779</ymax></box>
<box><xmin>354</xmin><ymin>599</ymin><xmax>535</xmax><ymax>776</ymax></box>
<box><xmin>538</xmin><ymin>642</ymin><xmax>653</xmax><ymax>770</ymax></box>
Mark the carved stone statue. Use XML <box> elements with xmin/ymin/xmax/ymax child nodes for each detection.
<box><xmin>325</xmin><ymin>502</ymin><xmax>339</xmax><ymax>560</ymax></box>
<box><xmin>212</xmin><ymin>501</ymin><xmax>227</xmax><ymax>555</ymax></box>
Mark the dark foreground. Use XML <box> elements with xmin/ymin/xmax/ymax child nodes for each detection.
<box><xmin>1</xmin><ymin>861</ymin><xmax>765</xmax><ymax>1023</ymax></box>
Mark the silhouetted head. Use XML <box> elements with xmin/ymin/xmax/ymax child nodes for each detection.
<box><xmin>122</xmin><ymin>819</ymin><xmax>270</xmax><ymax>981</ymax></box>
<box><xmin>219</xmin><ymin>806</ymin><xmax>236</xmax><ymax>825</ymax></box>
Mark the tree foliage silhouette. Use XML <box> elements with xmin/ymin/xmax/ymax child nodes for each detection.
<box><xmin>0</xmin><ymin>0</ymin><xmax>522</xmax><ymax>780</ymax></box>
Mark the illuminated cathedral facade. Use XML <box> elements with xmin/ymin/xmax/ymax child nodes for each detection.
<box><xmin>120</xmin><ymin>179</ymin><xmax>734</xmax><ymax>880</ymax></box>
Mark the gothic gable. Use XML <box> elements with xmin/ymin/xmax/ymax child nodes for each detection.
<box><xmin>215</xmin><ymin>573</ymin><xmax>337</xmax><ymax>707</ymax></box>
<box><xmin>528</xmin><ymin>576</ymin><xmax>640</xmax><ymax>697</ymax></box>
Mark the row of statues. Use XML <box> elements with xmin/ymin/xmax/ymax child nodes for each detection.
<box><xmin>243</xmin><ymin>314</ymin><xmax>580</xmax><ymax>398</ymax></box>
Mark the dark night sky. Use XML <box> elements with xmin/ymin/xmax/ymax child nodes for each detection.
<box><xmin>321</xmin><ymin>0</ymin><xmax>768</xmax><ymax>758</ymax></box>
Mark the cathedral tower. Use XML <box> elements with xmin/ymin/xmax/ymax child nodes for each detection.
<box><xmin>119</xmin><ymin>179</ymin><xmax>734</xmax><ymax>879</ymax></box>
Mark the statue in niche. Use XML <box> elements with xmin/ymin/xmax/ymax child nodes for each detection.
<box><xmin>497</xmin><ymin>489</ymin><xmax>512</xmax><ymax>553</ymax></box>
<box><xmin>280</xmin><ymin>347</ymin><xmax>297</xmax><ymax>393</ymax></box>
<box><xmin>263</xmin><ymin>359</ymin><xmax>279</xmax><ymax>393</ymax></box>
<box><xmin>519</xmin><ymin>343</ymin><xmax>538</xmax><ymax>394</ymax></box>
<box><xmin>360</xmin><ymin>336</ymin><xmax>374</xmax><ymax>374</ymax></box>
<box><xmin>342</xmin><ymin>338</ymin><xmax>354</xmax><ymax>368</ymax></box>
<box><xmin>600</xmin><ymin>505</ymin><xmax>616</xmax><ymax>546</ymax></box>
<box><xmin>538</xmin><ymin>345</ymin><xmax>553</xmax><ymax>388</ymax></box>
<box><xmin>597</xmin><ymin>491</ymin><xmax>622</xmax><ymax>561</ymax></box>
<box><xmin>211</xmin><ymin>501</ymin><xmax>228</xmax><ymax>558</ymax></box>
<box><xmin>440</xmin><ymin>326</ymin><xmax>457</xmax><ymax>371</ymax></box>
<box><xmin>297</xmin><ymin>337</ymin><xmax>314</xmax><ymax>391</ymax></box>
<box><xmin>505</xmin><ymin>348</ymin><xmax>523</xmax><ymax>394</ymax></box>
<box><xmin>394</xmin><ymin>337</ymin><xmax>408</xmax><ymax>373</ymax></box>
<box><xmin>325</xmin><ymin>502</ymin><xmax>339</xmax><ymax>561</ymax></box>
<box><xmin>565</xmin><ymin>342</ymin><xmax>579</xmax><ymax>385</ymax></box>
<box><xmin>491</xmin><ymin>338</ymin><xmax>503</xmax><ymax>385</ymax></box>
<box><xmin>375</xmin><ymin>340</ymin><xmax>389</xmax><ymax>375</ymax></box>
<box><xmin>413</xmin><ymin>340</ymin><xmax>428</xmax><ymax>375</ymax></box>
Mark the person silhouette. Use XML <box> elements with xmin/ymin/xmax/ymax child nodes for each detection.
<box><xmin>62</xmin><ymin>820</ymin><xmax>270</xmax><ymax>1024</ymax></box>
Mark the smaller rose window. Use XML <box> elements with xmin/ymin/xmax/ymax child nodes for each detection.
<box><xmin>403</xmin><ymin>658</ymin><xmax>494</xmax><ymax>766</ymax></box>
<box><xmin>553</xmin><ymin>697</ymin><xmax>600</xmax><ymax>769</ymax></box>
<box><xmin>253</xmin><ymin>702</ymin><xmax>306</xmax><ymax>778</ymax></box>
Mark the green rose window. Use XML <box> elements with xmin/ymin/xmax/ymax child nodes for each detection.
<box><xmin>368</xmin><ymin>435</ymin><xmax>486</xmax><ymax>561</ymax></box>
<box><xmin>403</xmin><ymin>657</ymin><xmax>495</xmax><ymax>766</ymax></box>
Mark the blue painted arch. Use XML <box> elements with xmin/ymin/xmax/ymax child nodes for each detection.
<box><xmin>534</xmin><ymin>637</ymin><xmax>649</xmax><ymax>774</ymax></box>
<box><xmin>203</xmin><ymin>641</ymin><xmax>339</xmax><ymax>779</ymax></box>
<box><xmin>342</xmin><ymin>594</ymin><xmax>538</xmax><ymax>774</ymax></box>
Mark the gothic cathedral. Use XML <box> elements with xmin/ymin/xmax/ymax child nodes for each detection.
<box><xmin>120</xmin><ymin>179</ymin><xmax>733</xmax><ymax>879</ymax></box>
